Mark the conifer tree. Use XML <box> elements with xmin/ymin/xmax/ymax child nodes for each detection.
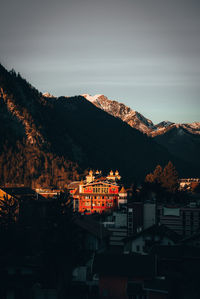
<box><xmin>161</xmin><ymin>161</ymin><xmax>178</xmax><ymax>193</ymax></box>
<box><xmin>0</xmin><ymin>195</ymin><xmax>18</xmax><ymax>226</ymax></box>
<box><xmin>145</xmin><ymin>173</ymin><xmax>154</xmax><ymax>183</ymax></box>
<box><xmin>153</xmin><ymin>165</ymin><xmax>163</xmax><ymax>184</ymax></box>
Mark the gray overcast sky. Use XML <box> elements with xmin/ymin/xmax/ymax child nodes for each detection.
<box><xmin>1</xmin><ymin>0</ymin><xmax>200</xmax><ymax>124</ymax></box>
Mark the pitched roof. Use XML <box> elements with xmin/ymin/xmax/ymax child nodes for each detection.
<box><xmin>93</xmin><ymin>253</ymin><xmax>155</xmax><ymax>277</ymax></box>
<box><xmin>119</xmin><ymin>186</ymin><xmax>126</xmax><ymax>193</ymax></box>
<box><xmin>0</xmin><ymin>187</ymin><xmax>45</xmax><ymax>200</ymax></box>
<box><xmin>124</xmin><ymin>224</ymin><xmax>181</xmax><ymax>243</ymax></box>
<box><xmin>67</xmin><ymin>181</ymin><xmax>80</xmax><ymax>189</ymax></box>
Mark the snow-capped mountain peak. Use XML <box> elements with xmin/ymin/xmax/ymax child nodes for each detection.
<box><xmin>81</xmin><ymin>94</ymin><xmax>156</xmax><ymax>134</ymax></box>
<box><xmin>82</xmin><ymin>94</ymin><xmax>200</xmax><ymax>137</ymax></box>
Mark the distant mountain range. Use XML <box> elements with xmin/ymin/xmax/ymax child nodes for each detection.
<box><xmin>82</xmin><ymin>94</ymin><xmax>200</xmax><ymax>169</ymax></box>
<box><xmin>0</xmin><ymin>64</ymin><xmax>199</xmax><ymax>188</ymax></box>
<box><xmin>82</xmin><ymin>94</ymin><xmax>200</xmax><ymax>136</ymax></box>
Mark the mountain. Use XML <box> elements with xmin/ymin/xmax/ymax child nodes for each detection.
<box><xmin>151</xmin><ymin>122</ymin><xmax>200</xmax><ymax>137</ymax></box>
<box><xmin>82</xmin><ymin>94</ymin><xmax>200</xmax><ymax>137</ymax></box>
<box><xmin>82</xmin><ymin>94</ymin><xmax>156</xmax><ymax>134</ymax></box>
<box><xmin>0</xmin><ymin>65</ymin><xmax>81</xmax><ymax>188</ymax></box>
<box><xmin>82</xmin><ymin>94</ymin><xmax>200</xmax><ymax>170</ymax></box>
<box><xmin>1</xmin><ymin>64</ymin><xmax>196</xmax><ymax>188</ymax></box>
<box><xmin>153</xmin><ymin>124</ymin><xmax>200</xmax><ymax>168</ymax></box>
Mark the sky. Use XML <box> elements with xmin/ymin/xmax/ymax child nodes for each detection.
<box><xmin>1</xmin><ymin>0</ymin><xmax>200</xmax><ymax>124</ymax></box>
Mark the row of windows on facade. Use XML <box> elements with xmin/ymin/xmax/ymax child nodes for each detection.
<box><xmin>81</xmin><ymin>196</ymin><xmax>116</xmax><ymax>199</ymax></box>
<box><xmin>158</xmin><ymin>210</ymin><xmax>200</xmax><ymax>217</ymax></box>
<box><xmin>159</xmin><ymin>214</ymin><xmax>200</xmax><ymax>223</ymax></box>
<box><xmin>83</xmin><ymin>187</ymin><xmax>117</xmax><ymax>193</ymax></box>
<box><xmin>80</xmin><ymin>202</ymin><xmax>113</xmax><ymax>207</ymax></box>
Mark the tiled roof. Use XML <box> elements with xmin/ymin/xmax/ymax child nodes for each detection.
<box><xmin>67</xmin><ymin>181</ymin><xmax>81</xmax><ymax>189</ymax></box>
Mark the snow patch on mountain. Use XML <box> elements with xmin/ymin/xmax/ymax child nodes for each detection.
<box><xmin>43</xmin><ymin>92</ymin><xmax>55</xmax><ymax>98</ymax></box>
<box><xmin>155</xmin><ymin>121</ymin><xmax>174</xmax><ymax>128</ymax></box>
<box><xmin>82</xmin><ymin>94</ymin><xmax>103</xmax><ymax>103</ymax></box>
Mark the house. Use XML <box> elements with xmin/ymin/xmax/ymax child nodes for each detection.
<box><xmin>0</xmin><ymin>187</ymin><xmax>40</xmax><ymax>223</ymax></box>
<box><xmin>93</xmin><ymin>253</ymin><xmax>156</xmax><ymax>299</ymax></box>
<box><xmin>68</xmin><ymin>170</ymin><xmax>125</xmax><ymax>214</ymax></box>
<box><xmin>0</xmin><ymin>187</ymin><xmax>39</xmax><ymax>201</ymax></box>
<box><xmin>157</xmin><ymin>203</ymin><xmax>200</xmax><ymax>236</ymax></box>
<box><xmin>179</xmin><ymin>178</ymin><xmax>200</xmax><ymax>191</ymax></box>
<box><xmin>149</xmin><ymin>244</ymin><xmax>200</xmax><ymax>297</ymax></box>
<box><xmin>71</xmin><ymin>217</ymin><xmax>111</xmax><ymax>298</ymax></box>
<box><xmin>127</xmin><ymin>201</ymin><xmax>156</xmax><ymax>236</ymax></box>
<box><xmin>0</xmin><ymin>187</ymin><xmax>66</xmax><ymax>227</ymax></box>
<box><xmin>124</xmin><ymin>224</ymin><xmax>181</xmax><ymax>255</ymax></box>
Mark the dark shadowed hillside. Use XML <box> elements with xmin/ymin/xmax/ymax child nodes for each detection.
<box><xmin>82</xmin><ymin>94</ymin><xmax>200</xmax><ymax>173</ymax></box>
<box><xmin>0</xmin><ymin>64</ymin><xmax>198</xmax><ymax>187</ymax></box>
<box><xmin>154</xmin><ymin>126</ymin><xmax>200</xmax><ymax>169</ymax></box>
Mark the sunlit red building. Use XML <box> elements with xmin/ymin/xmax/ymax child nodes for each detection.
<box><xmin>68</xmin><ymin>170</ymin><xmax>126</xmax><ymax>214</ymax></box>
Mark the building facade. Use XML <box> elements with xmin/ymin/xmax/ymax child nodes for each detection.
<box><xmin>157</xmin><ymin>204</ymin><xmax>200</xmax><ymax>236</ymax></box>
<box><xmin>68</xmin><ymin>170</ymin><xmax>126</xmax><ymax>214</ymax></box>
